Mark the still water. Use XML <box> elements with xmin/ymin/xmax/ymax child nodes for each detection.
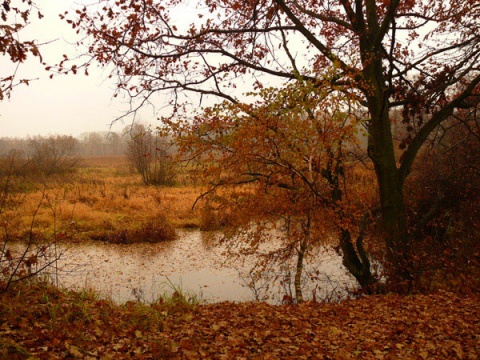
<box><xmin>24</xmin><ymin>230</ymin><xmax>358</xmax><ymax>303</ymax></box>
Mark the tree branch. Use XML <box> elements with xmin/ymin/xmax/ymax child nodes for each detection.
<box><xmin>399</xmin><ymin>73</ymin><xmax>480</xmax><ymax>185</ymax></box>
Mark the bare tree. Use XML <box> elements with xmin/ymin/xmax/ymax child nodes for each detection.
<box><xmin>125</xmin><ymin>124</ymin><xmax>176</xmax><ymax>186</ymax></box>
<box><xmin>27</xmin><ymin>135</ymin><xmax>80</xmax><ymax>175</ymax></box>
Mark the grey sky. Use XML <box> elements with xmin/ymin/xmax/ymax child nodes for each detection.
<box><xmin>0</xmin><ymin>0</ymin><xmax>155</xmax><ymax>138</ymax></box>
<box><xmin>0</xmin><ymin>0</ymin><xmax>278</xmax><ymax>139</ymax></box>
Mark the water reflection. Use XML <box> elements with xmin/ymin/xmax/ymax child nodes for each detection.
<box><xmin>13</xmin><ymin>230</ymin><xmax>358</xmax><ymax>303</ymax></box>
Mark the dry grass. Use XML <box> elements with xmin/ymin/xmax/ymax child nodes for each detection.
<box><xmin>2</xmin><ymin>156</ymin><xmax>204</xmax><ymax>243</ymax></box>
<box><xmin>2</xmin><ymin>156</ymin><xmax>380</xmax><ymax>244</ymax></box>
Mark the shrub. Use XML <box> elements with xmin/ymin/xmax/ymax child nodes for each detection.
<box><xmin>27</xmin><ymin>135</ymin><xmax>80</xmax><ymax>175</ymax></box>
<box><xmin>96</xmin><ymin>215</ymin><xmax>176</xmax><ymax>244</ymax></box>
<box><xmin>128</xmin><ymin>216</ymin><xmax>176</xmax><ymax>243</ymax></box>
<box><xmin>0</xmin><ymin>149</ymin><xmax>28</xmax><ymax>178</ymax></box>
<box><xmin>199</xmin><ymin>203</ymin><xmax>236</xmax><ymax>231</ymax></box>
<box><xmin>405</xmin><ymin>117</ymin><xmax>480</xmax><ymax>293</ymax></box>
<box><xmin>125</xmin><ymin>124</ymin><xmax>177</xmax><ymax>186</ymax></box>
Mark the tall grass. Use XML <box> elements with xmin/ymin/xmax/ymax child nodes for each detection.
<box><xmin>5</xmin><ymin>156</ymin><xmax>204</xmax><ymax>244</ymax></box>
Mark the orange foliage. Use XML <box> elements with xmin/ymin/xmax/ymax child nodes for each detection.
<box><xmin>1</xmin><ymin>282</ymin><xmax>479</xmax><ymax>359</ymax></box>
<box><xmin>176</xmin><ymin>82</ymin><xmax>380</xmax><ymax>295</ymax></box>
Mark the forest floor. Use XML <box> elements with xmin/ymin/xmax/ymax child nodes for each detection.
<box><xmin>0</xmin><ymin>282</ymin><xmax>479</xmax><ymax>359</ymax></box>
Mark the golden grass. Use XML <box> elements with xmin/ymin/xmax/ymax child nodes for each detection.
<box><xmin>2</xmin><ymin>156</ymin><xmax>381</xmax><ymax>243</ymax></box>
<box><xmin>2</xmin><ymin>156</ymin><xmax>204</xmax><ymax>243</ymax></box>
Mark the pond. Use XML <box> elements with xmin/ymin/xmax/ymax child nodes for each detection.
<box><xmin>9</xmin><ymin>230</ymin><xmax>358</xmax><ymax>304</ymax></box>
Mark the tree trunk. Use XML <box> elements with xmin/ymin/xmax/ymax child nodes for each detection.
<box><xmin>325</xmin><ymin>146</ymin><xmax>378</xmax><ymax>293</ymax></box>
<box><xmin>339</xmin><ymin>228</ymin><xmax>377</xmax><ymax>292</ymax></box>
<box><xmin>366</xmin><ymin>65</ymin><xmax>413</xmax><ymax>291</ymax></box>
<box><xmin>375</xmin><ymin>159</ymin><xmax>412</xmax><ymax>290</ymax></box>
<box><xmin>294</xmin><ymin>239</ymin><xmax>307</xmax><ymax>304</ymax></box>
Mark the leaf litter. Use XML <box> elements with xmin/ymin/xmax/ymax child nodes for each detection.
<box><xmin>0</xmin><ymin>282</ymin><xmax>479</xmax><ymax>359</ymax></box>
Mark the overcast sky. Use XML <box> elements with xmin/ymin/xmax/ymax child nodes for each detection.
<box><xmin>0</xmin><ymin>0</ymin><xmax>160</xmax><ymax>138</ymax></box>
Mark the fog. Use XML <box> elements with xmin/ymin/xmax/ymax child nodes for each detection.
<box><xmin>0</xmin><ymin>1</ymin><xmax>160</xmax><ymax>138</ymax></box>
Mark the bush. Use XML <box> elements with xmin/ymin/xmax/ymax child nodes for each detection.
<box><xmin>405</xmin><ymin>117</ymin><xmax>480</xmax><ymax>293</ymax></box>
<box><xmin>27</xmin><ymin>135</ymin><xmax>80</xmax><ymax>175</ymax></box>
<box><xmin>199</xmin><ymin>203</ymin><xmax>237</xmax><ymax>231</ymax></box>
<box><xmin>125</xmin><ymin>124</ymin><xmax>177</xmax><ymax>186</ymax></box>
<box><xmin>92</xmin><ymin>215</ymin><xmax>176</xmax><ymax>244</ymax></box>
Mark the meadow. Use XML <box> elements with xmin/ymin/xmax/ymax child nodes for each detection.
<box><xmin>3</xmin><ymin>156</ymin><xmax>205</xmax><ymax>244</ymax></box>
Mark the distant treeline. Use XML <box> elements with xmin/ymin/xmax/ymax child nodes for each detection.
<box><xmin>0</xmin><ymin>132</ymin><xmax>128</xmax><ymax>158</ymax></box>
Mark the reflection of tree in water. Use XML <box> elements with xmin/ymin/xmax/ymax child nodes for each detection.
<box><xmin>236</xmin><ymin>247</ymin><xmax>356</xmax><ymax>304</ymax></box>
<box><xmin>218</xmin><ymin>225</ymin><xmax>356</xmax><ymax>304</ymax></box>
<box><xmin>19</xmin><ymin>230</ymin><xmax>357</xmax><ymax>304</ymax></box>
